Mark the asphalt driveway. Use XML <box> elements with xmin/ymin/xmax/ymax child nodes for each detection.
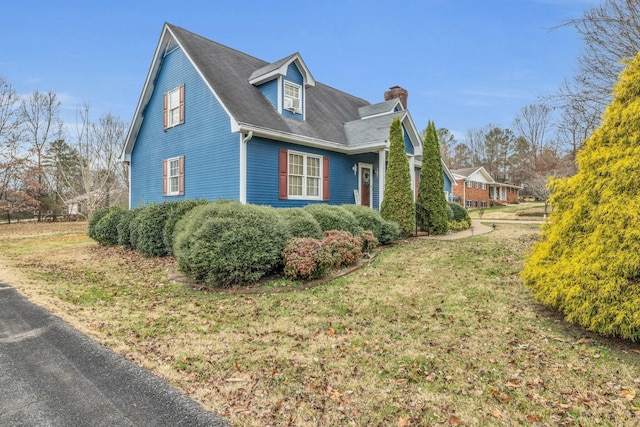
<box><xmin>0</xmin><ymin>283</ymin><xmax>227</xmax><ymax>426</ymax></box>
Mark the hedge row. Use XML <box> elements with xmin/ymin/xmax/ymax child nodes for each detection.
<box><xmin>89</xmin><ymin>201</ymin><xmax>400</xmax><ymax>286</ymax></box>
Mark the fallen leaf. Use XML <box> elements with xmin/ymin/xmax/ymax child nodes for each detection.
<box><xmin>527</xmin><ymin>414</ymin><xmax>542</xmax><ymax>422</ymax></box>
<box><xmin>397</xmin><ymin>416</ymin><xmax>410</xmax><ymax>426</ymax></box>
<box><xmin>449</xmin><ymin>414</ymin><xmax>461</xmax><ymax>425</ymax></box>
<box><xmin>490</xmin><ymin>409</ymin><xmax>501</xmax><ymax>419</ymax></box>
<box><xmin>619</xmin><ymin>389</ymin><xmax>636</xmax><ymax>401</ymax></box>
<box><xmin>327</xmin><ymin>328</ymin><xmax>336</xmax><ymax>336</ymax></box>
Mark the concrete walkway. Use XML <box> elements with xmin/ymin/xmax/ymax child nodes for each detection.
<box><xmin>426</xmin><ymin>219</ymin><xmax>544</xmax><ymax>240</ymax></box>
<box><xmin>0</xmin><ymin>283</ymin><xmax>227</xmax><ymax>427</ymax></box>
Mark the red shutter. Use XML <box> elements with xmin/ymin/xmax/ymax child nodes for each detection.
<box><xmin>179</xmin><ymin>85</ymin><xmax>185</xmax><ymax>124</ymax></box>
<box><xmin>162</xmin><ymin>159</ymin><xmax>167</xmax><ymax>195</ymax></box>
<box><xmin>163</xmin><ymin>92</ymin><xmax>168</xmax><ymax>130</ymax></box>
<box><xmin>178</xmin><ymin>156</ymin><xmax>184</xmax><ymax>195</ymax></box>
<box><xmin>322</xmin><ymin>156</ymin><xmax>330</xmax><ymax>201</ymax></box>
<box><xmin>279</xmin><ymin>149</ymin><xmax>288</xmax><ymax>200</ymax></box>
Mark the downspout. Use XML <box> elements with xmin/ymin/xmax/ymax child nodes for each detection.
<box><xmin>239</xmin><ymin>131</ymin><xmax>253</xmax><ymax>204</ymax></box>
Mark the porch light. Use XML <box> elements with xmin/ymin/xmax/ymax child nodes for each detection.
<box><xmin>352</xmin><ymin>164</ymin><xmax>358</xmax><ymax>175</ymax></box>
<box><xmin>374</xmin><ymin>167</ymin><xmax>378</xmax><ymax>177</ymax></box>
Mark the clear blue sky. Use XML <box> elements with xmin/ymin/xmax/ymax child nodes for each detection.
<box><xmin>1</xmin><ymin>0</ymin><xmax>592</xmax><ymax>142</ymax></box>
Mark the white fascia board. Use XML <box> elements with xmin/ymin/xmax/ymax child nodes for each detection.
<box><xmin>237</xmin><ymin>124</ymin><xmax>385</xmax><ymax>154</ymax></box>
<box><xmin>249</xmin><ymin>54</ymin><xmax>316</xmax><ymax>87</ymax></box>
<box><xmin>122</xmin><ymin>26</ymin><xmax>172</xmax><ymax>161</ymax></box>
<box><xmin>401</xmin><ymin>111</ymin><xmax>423</xmax><ymax>156</ymax></box>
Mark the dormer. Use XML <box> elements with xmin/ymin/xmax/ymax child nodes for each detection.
<box><xmin>249</xmin><ymin>53</ymin><xmax>315</xmax><ymax>120</ymax></box>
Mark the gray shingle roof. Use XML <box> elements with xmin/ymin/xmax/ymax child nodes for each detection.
<box><xmin>168</xmin><ymin>24</ymin><xmax>371</xmax><ymax>146</ymax></box>
<box><xmin>358</xmin><ymin>100</ymin><xmax>399</xmax><ymax>118</ymax></box>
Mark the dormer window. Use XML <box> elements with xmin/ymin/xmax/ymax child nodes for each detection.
<box><xmin>284</xmin><ymin>81</ymin><xmax>301</xmax><ymax>114</ymax></box>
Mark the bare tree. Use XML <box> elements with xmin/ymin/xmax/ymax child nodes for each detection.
<box><xmin>513</xmin><ymin>104</ymin><xmax>552</xmax><ymax>169</ymax></box>
<box><xmin>554</xmin><ymin>0</ymin><xmax>640</xmax><ymax>140</ymax></box>
<box><xmin>48</xmin><ymin>104</ymin><xmax>128</xmax><ymax>219</ymax></box>
<box><xmin>19</xmin><ymin>90</ymin><xmax>61</xmax><ymax>220</ymax></box>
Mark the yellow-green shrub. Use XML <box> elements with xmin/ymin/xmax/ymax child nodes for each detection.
<box><xmin>521</xmin><ymin>52</ymin><xmax>640</xmax><ymax>341</ymax></box>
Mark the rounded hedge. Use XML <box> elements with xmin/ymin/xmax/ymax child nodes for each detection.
<box><xmin>278</xmin><ymin>208</ymin><xmax>323</xmax><ymax>239</ymax></box>
<box><xmin>162</xmin><ymin>199</ymin><xmax>209</xmax><ymax>256</ymax></box>
<box><xmin>117</xmin><ymin>208</ymin><xmax>138</xmax><ymax>249</ymax></box>
<box><xmin>130</xmin><ymin>203</ymin><xmax>176</xmax><ymax>257</ymax></box>
<box><xmin>303</xmin><ymin>204</ymin><xmax>362</xmax><ymax>236</ymax></box>
<box><xmin>92</xmin><ymin>206</ymin><xmax>125</xmax><ymax>246</ymax></box>
<box><xmin>378</xmin><ymin>220</ymin><xmax>401</xmax><ymax>245</ymax></box>
<box><xmin>448</xmin><ymin>201</ymin><xmax>470</xmax><ymax>223</ymax></box>
<box><xmin>88</xmin><ymin>206</ymin><xmax>114</xmax><ymax>241</ymax></box>
<box><xmin>340</xmin><ymin>204</ymin><xmax>386</xmax><ymax>241</ymax></box>
<box><xmin>173</xmin><ymin>201</ymin><xmax>290</xmax><ymax>286</ymax></box>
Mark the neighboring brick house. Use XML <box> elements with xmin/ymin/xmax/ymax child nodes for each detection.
<box><xmin>451</xmin><ymin>167</ymin><xmax>522</xmax><ymax>208</ymax></box>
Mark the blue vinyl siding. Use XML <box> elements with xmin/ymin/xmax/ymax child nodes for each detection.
<box><xmin>258</xmin><ymin>79</ymin><xmax>278</xmax><ymax>110</ymax></box>
<box><xmin>443</xmin><ymin>169</ymin><xmax>453</xmax><ymax>199</ymax></box>
<box><xmin>130</xmin><ymin>47</ymin><xmax>239</xmax><ymax>207</ymax></box>
<box><xmin>282</xmin><ymin>63</ymin><xmax>304</xmax><ymax>119</ymax></box>
<box><xmin>403</xmin><ymin>126</ymin><xmax>414</xmax><ymax>155</ymax></box>
<box><xmin>246</xmin><ymin>137</ymin><xmax>380</xmax><ymax>209</ymax></box>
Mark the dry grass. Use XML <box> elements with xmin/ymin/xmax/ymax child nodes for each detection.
<box><xmin>1</xmin><ymin>221</ymin><xmax>639</xmax><ymax>426</ymax></box>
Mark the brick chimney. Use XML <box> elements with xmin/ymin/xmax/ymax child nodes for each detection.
<box><xmin>384</xmin><ymin>86</ymin><xmax>408</xmax><ymax>109</ymax></box>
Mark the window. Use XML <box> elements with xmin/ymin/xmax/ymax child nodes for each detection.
<box><xmin>279</xmin><ymin>149</ymin><xmax>329</xmax><ymax>201</ymax></box>
<box><xmin>288</xmin><ymin>152</ymin><xmax>320</xmax><ymax>199</ymax></box>
<box><xmin>164</xmin><ymin>85</ymin><xmax>184</xmax><ymax>129</ymax></box>
<box><xmin>482</xmin><ymin>183</ymin><xmax>486</xmax><ymax>190</ymax></box>
<box><xmin>466</xmin><ymin>200</ymin><xmax>473</xmax><ymax>208</ymax></box>
<box><xmin>163</xmin><ymin>156</ymin><xmax>184</xmax><ymax>196</ymax></box>
<box><xmin>481</xmin><ymin>201</ymin><xmax>487</xmax><ymax>208</ymax></box>
<box><xmin>466</xmin><ymin>180</ymin><xmax>472</xmax><ymax>188</ymax></box>
<box><xmin>284</xmin><ymin>81</ymin><xmax>301</xmax><ymax>113</ymax></box>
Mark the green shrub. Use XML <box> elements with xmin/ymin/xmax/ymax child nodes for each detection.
<box><xmin>380</xmin><ymin>117</ymin><xmax>415</xmax><ymax>236</ymax></box>
<box><xmin>448</xmin><ymin>219</ymin><xmax>471</xmax><ymax>232</ymax></box>
<box><xmin>378</xmin><ymin>220</ymin><xmax>401</xmax><ymax>245</ymax></box>
<box><xmin>132</xmin><ymin>202</ymin><xmax>176</xmax><ymax>257</ymax></box>
<box><xmin>322</xmin><ymin>230</ymin><xmax>362</xmax><ymax>267</ymax></box>
<box><xmin>448</xmin><ymin>202</ymin><xmax>470</xmax><ymax>223</ymax></box>
<box><xmin>340</xmin><ymin>204</ymin><xmax>386</xmax><ymax>240</ymax></box>
<box><xmin>116</xmin><ymin>209</ymin><xmax>138</xmax><ymax>249</ymax></box>
<box><xmin>88</xmin><ymin>207</ymin><xmax>113</xmax><ymax>241</ymax></box>
<box><xmin>162</xmin><ymin>199</ymin><xmax>209</xmax><ymax>256</ymax></box>
<box><xmin>278</xmin><ymin>208</ymin><xmax>323</xmax><ymax>239</ymax></box>
<box><xmin>303</xmin><ymin>204</ymin><xmax>362</xmax><ymax>235</ymax></box>
<box><xmin>93</xmin><ymin>207</ymin><xmax>125</xmax><ymax>246</ymax></box>
<box><xmin>282</xmin><ymin>237</ymin><xmax>333</xmax><ymax>280</ymax></box>
<box><xmin>445</xmin><ymin>204</ymin><xmax>454</xmax><ymax>221</ymax></box>
<box><xmin>174</xmin><ymin>201</ymin><xmax>290</xmax><ymax>286</ymax></box>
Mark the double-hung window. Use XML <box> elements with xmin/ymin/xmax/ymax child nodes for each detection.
<box><xmin>164</xmin><ymin>85</ymin><xmax>184</xmax><ymax>129</ymax></box>
<box><xmin>288</xmin><ymin>152</ymin><xmax>320</xmax><ymax>199</ymax></box>
<box><xmin>284</xmin><ymin>81</ymin><xmax>301</xmax><ymax>113</ymax></box>
<box><xmin>163</xmin><ymin>156</ymin><xmax>184</xmax><ymax>196</ymax></box>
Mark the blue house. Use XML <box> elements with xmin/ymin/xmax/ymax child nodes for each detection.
<box><xmin>122</xmin><ymin>23</ymin><xmax>455</xmax><ymax>209</ymax></box>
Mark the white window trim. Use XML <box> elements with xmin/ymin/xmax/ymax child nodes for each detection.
<box><xmin>166</xmin><ymin>86</ymin><xmax>181</xmax><ymax>128</ymax></box>
<box><xmin>166</xmin><ymin>156</ymin><xmax>180</xmax><ymax>196</ymax></box>
<box><xmin>358</xmin><ymin>162</ymin><xmax>373</xmax><ymax>208</ymax></box>
<box><xmin>283</xmin><ymin>81</ymin><xmax>302</xmax><ymax>114</ymax></box>
<box><xmin>287</xmin><ymin>150</ymin><xmax>322</xmax><ymax>200</ymax></box>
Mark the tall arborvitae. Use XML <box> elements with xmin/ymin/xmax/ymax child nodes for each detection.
<box><xmin>522</xmin><ymin>51</ymin><xmax>640</xmax><ymax>341</ymax></box>
<box><xmin>417</xmin><ymin>121</ymin><xmax>449</xmax><ymax>234</ymax></box>
<box><xmin>381</xmin><ymin>117</ymin><xmax>415</xmax><ymax>236</ymax></box>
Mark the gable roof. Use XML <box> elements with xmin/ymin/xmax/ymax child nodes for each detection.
<box><xmin>248</xmin><ymin>52</ymin><xmax>315</xmax><ymax>87</ymax></box>
<box><xmin>123</xmin><ymin>23</ymin><xmax>421</xmax><ymax>159</ymax></box>
<box><xmin>452</xmin><ymin>166</ymin><xmax>495</xmax><ymax>183</ymax></box>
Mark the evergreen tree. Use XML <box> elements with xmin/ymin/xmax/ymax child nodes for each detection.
<box><xmin>381</xmin><ymin>117</ymin><xmax>414</xmax><ymax>236</ymax></box>
<box><xmin>417</xmin><ymin>121</ymin><xmax>449</xmax><ymax>234</ymax></box>
<box><xmin>522</xmin><ymin>51</ymin><xmax>640</xmax><ymax>341</ymax></box>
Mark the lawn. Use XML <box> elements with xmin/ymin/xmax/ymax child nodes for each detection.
<box><xmin>0</xmin><ymin>221</ymin><xmax>639</xmax><ymax>426</ymax></box>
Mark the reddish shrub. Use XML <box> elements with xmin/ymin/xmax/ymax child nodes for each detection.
<box><xmin>358</xmin><ymin>230</ymin><xmax>378</xmax><ymax>253</ymax></box>
<box><xmin>322</xmin><ymin>230</ymin><xmax>362</xmax><ymax>267</ymax></box>
<box><xmin>283</xmin><ymin>238</ymin><xmax>333</xmax><ymax>280</ymax></box>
